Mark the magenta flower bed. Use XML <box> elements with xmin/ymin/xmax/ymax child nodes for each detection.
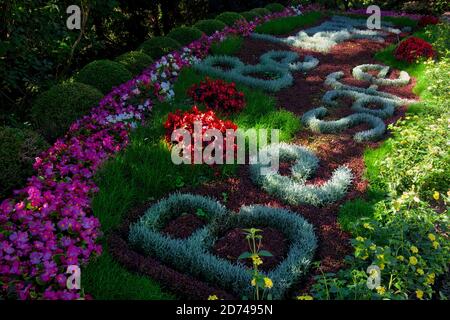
<box><xmin>0</xmin><ymin>6</ymin><xmax>302</xmax><ymax>300</ymax></box>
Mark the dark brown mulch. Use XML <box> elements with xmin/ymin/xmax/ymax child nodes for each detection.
<box><xmin>162</xmin><ymin>214</ymin><xmax>206</xmax><ymax>239</ymax></box>
<box><xmin>213</xmin><ymin>227</ymin><xmax>288</xmax><ymax>272</ymax></box>
<box><xmin>110</xmin><ymin>25</ymin><xmax>419</xmax><ymax>299</ymax></box>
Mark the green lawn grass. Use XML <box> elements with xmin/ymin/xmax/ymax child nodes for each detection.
<box><xmin>254</xmin><ymin>11</ymin><xmax>324</xmax><ymax>35</ymax></box>
<box><xmin>211</xmin><ymin>35</ymin><xmax>243</xmax><ymax>55</ymax></box>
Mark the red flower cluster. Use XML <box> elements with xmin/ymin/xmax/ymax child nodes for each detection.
<box><xmin>164</xmin><ymin>106</ymin><xmax>238</xmax><ymax>163</ymax></box>
<box><xmin>394</xmin><ymin>37</ymin><xmax>436</xmax><ymax>63</ymax></box>
<box><xmin>188</xmin><ymin>77</ymin><xmax>245</xmax><ymax>113</ymax></box>
<box><xmin>418</xmin><ymin>15</ymin><xmax>439</xmax><ymax>28</ymax></box>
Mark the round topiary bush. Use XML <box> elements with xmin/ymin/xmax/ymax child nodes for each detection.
<box><xmin>139</xmin><ymin>36</ymin><xmax>182</xmax><ymax>59</ymax></box>
<box><xmin>240</xmin><ymin>11</ymin><xmax>261</xmax><ymax>22</ymax></box>
<box><xmin>167</xmin><ymin>26</ymin><xmax>203</xmax><ymax>46</ymax></box>
<box><xmin>115</xmin><ymin>51</ymin><xmax>153</xmax><ymax>76</ymax></box>
<box><xmin>265</xmin><ymin>3</ymin><xmax>285</xmax><ymax>13</ymax></box>
<box><xmin>216</xmin><ymin>12</ymin><xmax>245</xmax><ymax>26</ymax></box>
<box><xmin>0</xmin><ymin>126</ymin><xmax>49</xmax><ymax>198</ymax></box>
<box><xmin>194</xmin><ymin>19</ymin><xmax>227</xmax><ymax>36</ymax></box>
<box><xmin>31</xmin><ymin>82</ymin><xmax>103</xmax><ymax>141</ymax></box>
<box><xmin>250</xmin><ymin>8</ymin><xmax>271</xmax><ymax>17</ymax></box>
<box><xmin>75</xmin><ymin>59</ymin><xmax>133</xmax><ymax>94</ymax></box>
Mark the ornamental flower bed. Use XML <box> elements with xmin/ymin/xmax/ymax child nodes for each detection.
<box><xmin>394</xmin><ymin>37</ymin><xmax>436</xmax><ymax>63</ymax></box>
<box><xmin>188</xmin><ymin>77</ymin><xmax>246</xmax><ymax>113</ymax></box>
<box><xmin>164</xmin><ymin>106</ymin><xmax>238</xmax><ymax>161</ymax></box>
<box><xmin>0</xmin><ymin>5</ymin><xmax>302</xmax><ymax>300</ymax></box>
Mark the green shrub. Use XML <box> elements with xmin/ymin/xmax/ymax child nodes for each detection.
<box><xmin>210</xmin><ymin>36</ymin><xmax>243</xmax><ymax>55</ymax></box>
<box><xmin>0</xmin><ymin>126</ymin><xmax>49</xmax><ymax>197</ymax></box>
<box><xmin>194</xmin><ymin>19</ymin><xmax>226</xmax><ymax>36</ymax></box>
<box><xmin>250</xmin><ymin>8</ymin><xmax>271</xmax><ymax>17</ymax></box>
<box><xmin>265</xmin><ymin>3</ymin><xmax>285</xmax><ymax>12</ymax></box>
<box><xmin>31</xmin><ymin>82</ymin><xmax>103</xmax><ymax>141</ymax></box>
<box><xmin>240</xmin><ymin>11</ymin><xmax>260</xmax><ymax>22</ymax></box>
<box><xmin>216</xmin><ymin>12</ymin><xmax>245</xmax><ymax>26</ymax></box>
<box><xmin>114</xmin><ymin>51</ymin><xmax>153</xmax><ymax>76</ymax></box>
<box><xmin>167</xmin><ymin>26</ymin><xmax>203</xmax><ymax>46</ymax></box>
<box><xmin>139</xmin><ymin>36</ymin><xmax>182</xmax><ymax>59</ymax></box>
<box><xmin>75</xmin><ymin>60</ymin><xmax>132</xmax><ymax>94</ymax></box>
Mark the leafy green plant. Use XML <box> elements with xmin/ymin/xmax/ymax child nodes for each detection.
<box><xmin>167</xmin><ymin>26</ymin><xmax>203</xmax><ymax>46</ymax></box>
<box><xmin>115</xmin><ymin>51</ymin><xmax>153</xmax><ymax>76</ymax></box>
<box><xmin>31</xmin><ymin>82</ymin><xmax>103</xmax><ymax>141</ymax></box>
<box><xmin>75</xmin><ymin>60</ymin><xmax>132</xmax><ymax>94</ymax></box>
<box><xmin>139</xmin><ymin>36</ymin><xmax>182</xmax><ymax>60</ymax></box>
<box><xmin>238</xmin><ymin>228</ymin><xmax>274</xmax><ymax>300</ymax></box>
<box><xmin>194</xmin><ymin>19</ymin><xmax>227</xmax><ymax>35</ymax></box>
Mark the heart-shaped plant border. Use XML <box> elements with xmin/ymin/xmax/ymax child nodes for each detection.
<box><xmin>128</xmin><ymin>193</ymin><xmax>317</xmax><ymax>299</ymax></box>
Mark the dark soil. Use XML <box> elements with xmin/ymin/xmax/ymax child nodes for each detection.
<box><xmin>162</xmin><ymin>214</ymin><xmax>206</xmax><ymax>239</ymax></box>
<box><xmin>213</xmin><ymin>227</ymin><xmax>288</xmax><ymax>272</ymax></box>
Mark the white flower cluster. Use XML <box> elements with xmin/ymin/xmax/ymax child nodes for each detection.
<box><xmin>352</xmin><ymin>64</ymin><xmax>411</xmax><ymax>87</ymax></box>
<box><xmin>151</xmin><ymin>54</ymin><xmax>182</xmax><ymax>100</ymax></box>
<box><xmin>290</xmin><ymin>5</ymin><xmax>303</xmax><ymax>16</ymax></box>
<box><xmin>105</xmin><ymin>111</ymin><xmax>142</xmax><ymax>128</ymax></box>
<box><xmin>252</xmin><ymin>15</ymin><xmax>403</xmax><ymax>52</ymax></box>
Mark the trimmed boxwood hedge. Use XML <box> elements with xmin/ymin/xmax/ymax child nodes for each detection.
<box><xmin>194</xmin><ymin>19</ymin><xmax>227</xmax><ymax>35</ymax></box>
<box><xmin>115</xmin><ymin>51</ymin><xmax>153</xmax><ymax>76</ymax></box>
<box><xmin>75</xmin><ymin>59</ymin><xmax>132</xmax><ymax>94</ymax></box>
<box><xmin>240</xmin><ymin>11</ymin><xmax>260</xmax><ymax>22</ymax></box>
<box><xmin>250</xmin><ymin>8</ymin><xmax>271</xmax><ymax>17</ymax></box>
<box><xmin>0</xmin><ymin>126</ymin><xmax>49</xmax><ymax>197</ymax></box>
<box><xmin>167</xmin><ymin>26</ymin><xmax>203</xmax><ymax>46</ymax></box>
<box><xmin>265</xmin><ymin>3</ymin><xmax>285</xmax><ymax>13</ymax></box>
<box><xmin>216</xmin><ymin>12</ymin><xmax>245</xmax><ymax>26</ymax></box>
<box><xmin>31</xmin><ymin>82</ymin><xmax>103</xmax><ymax>141</ymax></box>
<box><xmin>139</xmin><ymin>36</ymin><xmax>182</xmax><ymax>59</ymax></box>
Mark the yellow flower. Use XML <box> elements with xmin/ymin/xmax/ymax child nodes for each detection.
<box><xmin>426</xmin><ymin>273</ymin><xmax>436</xmax><ymax>285</ymax></box>
<box><xmin>397</xmin><ymin>255</ymin><xmax>404</xmax><ymax>261</ymax></box>
<box><xmin>363</xmin><ymin>223</ymin><xmax>374</xmax><ymax>230</ymax></box>
<box><xmin>377</xmin><ymin>254</ymin><xmax>384</xmax><ymax>260</ymax></box>
<box><xmin>416</xmin><ymin>290</ymin><xmax>424</xmax><ymax>300</ymax></box>
<box><xmin>379</xmin><ymin>263</ymin><xmax>385</xmax><ymax>270</ymax></box>
<box><xmin>297</xmin><ymin>295</ymin><xmax>314</xmax><ymax>300</ymax></box>
<box><xmin>356</xmin><ymin>236</ymin><xmax>365</xmax><ymax>242</ymax></box>
<box><xmin>409</xmin><ymin>256</ymin><xmax>418</xmax><ymax>265</ymax></box>
<box><xmin>376</xmin><ymin>286</ymin><xmax>386</xmax><ymax>295</ymax></box>
<box><xmin>432</xmin><ymin>241</ymin><xmax>439</xmax><ymax>249</ymax></box>
<box><xmin>370</xmin><ymin>244</ymin><xmax>377</xmax><ymax>251</ymax></box>
<box><xmin>417</xmin><ymin>268</ymin><xmax>424</xmax><ymax>275</ymax></box>
<box><xmin>428</xmin><ymin>233</ymin><xmax>436</xmax><ymax>241</ymax></box>
<box><xmin>410</xmin><ymin>246</ymin><xmax>419</xmax><ymax>254</ymax></box>
<box><xmin>433</xmin><ymin>191</ymin><xmax>440</xmax><ymax>201</ymax></box>
<box><xmin>263</xmin><ymin>277</ymin><xmax>273</xmax><ymax>289</ymax></box>
<box><xmin>251</xmin><ymin>254</ymin><xmax>263</xmax><ymax>266</ymax></box>
<box><xmin>208</xmin><ymin>295</ymin><xmax>219</xmax><ymax>300</ymax></box>
<box><xmin>251</xmin><ymin>278</ymin><xmax>256</xmax><ymax>287</ymax></box>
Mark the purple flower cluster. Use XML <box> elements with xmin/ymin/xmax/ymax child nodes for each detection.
<box><xmin>0</xmin><ymin>6</ymin><xmax>299</xmax><ymax>300</ymax></box>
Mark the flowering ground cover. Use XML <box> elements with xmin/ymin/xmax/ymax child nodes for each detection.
<box><xmin>1</xmin><ymin>3</ymin><xmax>448</xmax><ymax>301</ymax></box>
